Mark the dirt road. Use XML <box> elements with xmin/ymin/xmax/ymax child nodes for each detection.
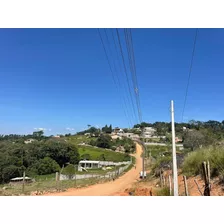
<box><xmin>44</xmin><ymin>143</ymin><xmax>143</xmax><ymax>196</ymax></box>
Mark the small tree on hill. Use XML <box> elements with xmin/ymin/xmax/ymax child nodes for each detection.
<box><xmin>62</xmin><ymin>164</ymin><xmax>76</xmax><ymax>180</ymax></box>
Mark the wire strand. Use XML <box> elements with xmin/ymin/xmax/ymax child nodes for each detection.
<box><xmin>181</xmin><ymin>28</ymin><xmax>198</xmax><ymax>122</ymax></box>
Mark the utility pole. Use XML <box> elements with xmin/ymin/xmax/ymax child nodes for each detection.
<box><xmin>171</xmin><ymin>100</ymin><xmax>178</xmax><ymax>196</ymax></box>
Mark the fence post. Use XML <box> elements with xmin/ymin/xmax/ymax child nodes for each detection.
<box><xmin>168</xmin><ymin>175</ymin><xmax>172</xmax><ymax>196</ymax></box>
<box><xmin>207</xmin><ymin>161</ymin><xmax>211</xmax><ymax>193</ymax></box>
<box><xmin>22</xmin><ymin>171</ymin><xmax>25</xmax><ymax>194</ymax></box>
<box><xmin>194</xmin><ymin>179</ymin><xmax>203</xmax><ymax>196</ymax></box>
<box><xmin>183</xmin><ymin>176</ymin><xmax>189</xmax><ymax>196</ymax></box>
<box><xmin>160</xmin><ymin>169</ymin><xmax>163</xmax><ymax>187</ymax></box>
<box><xmin>202</xmin><ymin>161</ymin><xmax>211</xmax><ymax>196</ymax></box>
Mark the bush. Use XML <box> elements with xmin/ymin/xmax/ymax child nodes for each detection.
<box><xmin>182</xmin><ymin>146</ymin><xmax>224</xmax><ymax>177</ymax></box>
<box><xmin>95</xmin><ymin>134</ymin><xmax>112</xmax><ymax>149</ymax></box>
<box><xmin>156</xmin><ymin>187</ymin><xmax>171</xmax><ymax>196</ymax></box>
<box><xmin>33</xmin><ymin>157</ymin><xmax>60</xmax><ymax>175</ymax></box>
<box><xmin>1</xmin><ymin>165</ymin><xmax>23</xmax><ymax>183</ymax></box>
<box><xmin>61</xmin><ymin>164</ymin><xmax>76</xmax><ymax>180</ymax></box>
<box><xmin>151</xmin><ymin>156</ymin><xmax>172</xmax><ymax>175</ymax></box>
<box><xmin>81</xmin><ymin>153</ymin><xmax>91</xmax><ymax>160</ymax></box>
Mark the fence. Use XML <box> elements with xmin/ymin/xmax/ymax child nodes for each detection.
<box><xmin>60</xmin><ymin>162</ymin><xmax>132</xmax><ymax>181</ymax></box>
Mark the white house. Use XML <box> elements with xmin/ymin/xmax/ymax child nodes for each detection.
<box><xmin>24</xmin><ymin>139</ymin><xmax>36</xmax><ymax>144</ymax></box>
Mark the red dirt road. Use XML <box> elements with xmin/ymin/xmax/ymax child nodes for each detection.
<box><xmin>43</xmin><ymin>143</ymin><xmax>143</xmax><ymax>196</ymax></box>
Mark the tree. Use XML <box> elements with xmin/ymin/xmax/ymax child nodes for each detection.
<box><xmin>33</xmin><ymin>130</ymin><xmax>44</xmax><ymax>139</ymax></box>
<box><xmin>81</xmin><ymin>154</ymin><xmax>91</xmax><ymax>160</ymax></box>
<box><xmin>34</xmin><ymin>157</ymin><xmax>60</xmax><ymax>175</ymax></box>
<box><xmin>98</xmin><ymin>154</ymin><xmax>106</xmax><ymax>161</ymax></box>
<box><xmin>62</xmin><ymin>164</ymin><xmax>76</xmax><ymax>180</ymax></box>
<box><xmin>183</xmin><ymin>130</ymin><xmax>205</xmax><ymax>150</ymax></box>
<box><xmin>41</xmin><ymin>139</ymin><xmax>80</xmax><ymax>167</ymax></box>
<box><xmin>1</xmin><ymin>165</ymin><xmax>22</xmax><ymax>183</ymax></box>
<box><xmin>95</xmin><ymin>134</ymin><xmax>112</xmax><ymax>148</ymax></box>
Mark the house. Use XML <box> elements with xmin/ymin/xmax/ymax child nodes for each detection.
<box><xmin>142</xmin><ymin>127</ymin><xmax>156</xmax><ymax>138</ymax></box>
<box><xmin>117</xmin><ymin>132</ymin><xmax>139</xmax><ymax>140</ymax></box>
<box><xmin>111</xmin><ymin>135</ymin><xmax>123</xmax><ymax>140</ymax></box>
<box><xmin>175</xmin><ymin>137</ymin><xmax>182</xmax><ymax>143</ymax></box>
<box><xmin>10</xmin><ymin>177</ymin><xmax>33</xmax><ymax>185</ymax></box>
<box><xmin>24</xmin><ymin>139</ymin><xmax>36</xmax><ymax>144</ymax></box>
<box><xmin>115</xmin><ymin>146</ymin><xmax>125</xmax><ymax>153</ymax></box>
<box><xmin>78</xmin><ymin>160</ymin><xmax>130</xmax><ymax>171</ymax></box>
<box><xmin>113</xmin><ymin>127</ymin><xmax>124</xmax><ymax>134</ymax></box>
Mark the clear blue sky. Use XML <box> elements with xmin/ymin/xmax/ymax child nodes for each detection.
<box><xmin>0</xmin><ymin>28</ymin><xmax>224</xmax><ymax>135</ymax></box>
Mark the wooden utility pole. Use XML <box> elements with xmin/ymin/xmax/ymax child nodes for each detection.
<box><xmin>171</xmin><ymin>100</ymin><xmax>178</xmax><ymax>196</ymax></box>
<box><xmin>183</xmin><ymin>176</ymin><xmax>189</xmax><ymax>196</ymax></box>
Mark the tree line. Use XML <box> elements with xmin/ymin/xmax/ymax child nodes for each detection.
<box><xmin>0</xmin><ymin>138</ymin><xmax>80</xmax><ymax>184</ymax></box>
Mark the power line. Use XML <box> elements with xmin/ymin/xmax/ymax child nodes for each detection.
<box><xmin>109</xmin><ymin>28</ymin><xmax>136</xmax><ymax>127</ymax></box>
<box><xmin>103</xmin><ymin>28</ymin><xmax>134</xmax><ymax>128</ymax></box>
<box><xmin>97</xmin><ymin>28</ymin><xmax>132</xmax><ymax>128</ymax></box>
<box><xmin>181</xmin><ymin>28</ymin><xmax>198</xmax><ymax>122</ymax></box>
<box><xmin>115</xmin><ymin>28</ymin><xmax>138</xmax><ymax>125</ymax></box>
<box><xmin>124</xmin><ymin>28</ymin><xmax>143</xmax><ymax>123</ymax></box>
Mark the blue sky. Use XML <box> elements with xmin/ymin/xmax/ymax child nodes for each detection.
<box><xmin>0</xmin><ymin>28</ymin><xmax>224</xmax><ymax>135</ymax></box>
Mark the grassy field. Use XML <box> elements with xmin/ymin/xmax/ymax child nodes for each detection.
<box><xmin>66</xmin><ymin>135</ymin><xmax>96</xmax><ymax>145</ymax></box>
<box><xmin>66</xmin><ymin>135</ymin><xmax>130</xmax><ymax>162</ymax></box>
<box><xmin>78</xmin><ymin>145</ymin><xmax>130</xmax><ymax>161</ymax></box>
<box><xmin>0</xmin><ymin>177</ymin><xmax>101</xmax><ymax>196</ymax></box>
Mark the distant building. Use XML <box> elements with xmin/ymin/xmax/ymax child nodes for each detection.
<box><xmin>10</xmin><ymin>177</ymin><xmax>33</xmax><ymax>185</ymax></box>
<box><xmin>78</xmin><ymin>160</ymin><xmax>130</xmax><ymax>171</ymax></box>
<box><xmin>24</xmin><ymin>139</ymin><xmax>36</xmax><ymax>144</ymax></box>
<box><xmin>142</xmin><ymin>127</ymin><xmax>156</xmax><ymax>138</ymax></box>
<box><xmin>113</xmin><ymin>127</ymin><xmax>124</xmax><ymax>134</ymax></box>
<box><xmin>117</xmin><ymin>132</ymin><xmax>139</xmax><ymax>140</ymax></box>
<box><xmin>175</xmin><ymin>137</ymin><xmax>182</xmax><ymax>143</ymax></box>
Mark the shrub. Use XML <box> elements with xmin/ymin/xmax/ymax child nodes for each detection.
<box><xmin>182</xmin><ymin>146</ymin><xmax>224</xmax><ymax>177</ymax></box>
<box><xmin>61</xmin><ymin>164</ymin><xmax>76</xmax><ymax>180</ymax></box>
<box><xmin>156</xmin><ymin>187</ymin><xmax>171</xmax><ymax>196</ymax></box>
<box><xmin>33</xmin><ymin>157</ymin><xmax>60</xmax><ymax>175</ymax></box>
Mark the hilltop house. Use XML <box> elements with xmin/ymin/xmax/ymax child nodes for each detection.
<box><xmin>113</xmin><ymin>127</ymin><xmax>124</xmax><ymax>134</ymax></box>
<box><xmin>142</xmin><ymin>127</ymin><xmax>156</xmax><ymax>138</ymax></box>
<box><xmin>24</xmin><ymin>139</ymin><xmax>36</xmax><ymax>144</ymax></box>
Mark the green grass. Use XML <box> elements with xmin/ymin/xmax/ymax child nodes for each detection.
<box><xmin>146</xmin><ymin>145</ymin><xmax>171</xmax><ymax>159</ymax></box>
<box><xmin>0</xmin><ymin>177</ymin><xmax>102</xmax><ymax>196</ymax></box>
<box><xmin>182</xmin><ymin>146</ymin><xmax>224</xmax><ymax>178</ymax></box>
<box><xmin>156</xmin><ymin>187</ymin><xmax>171</xmax><ymax>196</ymax></box>
<box><xmin>66</xmin><ymin>135</ymin><xmax>96</xmax><ymax>145</ymax></box>
<box><xmin>66</xmin><ymin>135</ymin><xmax>130</xmax><ymax>162</ymax></box>
<box><xmin>77</xmin><ymin>145</ymin><xmax>130</xmax><ymax>162</ymax></box>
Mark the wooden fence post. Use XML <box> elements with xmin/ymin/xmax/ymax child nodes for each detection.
<box><xmin>202</xmin><ymin>161</ymin><xmax>211</xmax><ymax>196</ymax></box>
<box><xmin>194</xmin><ymin>179</ymin><xmax>203</xmax><ymax>196</ymax></box>
<box><xmin>183</xmin><ymin>176</ymin><xmax>189</xmax><ymax>196</ymax></box>
<box><xmin>207</xmin><ymin>161</ymin><xmax>211</xmax><ymax>192</ymax></box>
<box><xmin>168</xmin><ymin>175</ymin><xmax>172</xmax><ymax>196</ymax></box>
<box><xmin>22</xmin><ymin>171</ymin><xmax>25</xmax><ymax>193</ymax></box>
<box><xmin>160</xmin><ymin>169</ymin><xmax>163</xmax><ymax>187</ymax></box>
